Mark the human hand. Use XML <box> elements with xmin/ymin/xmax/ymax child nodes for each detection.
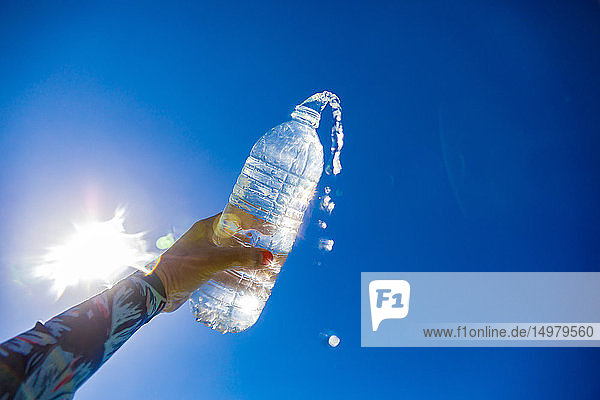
<box><xmin>150</xmin><ymin>213</ymin><xmax>272</xmax><ymax>312</ymax></box>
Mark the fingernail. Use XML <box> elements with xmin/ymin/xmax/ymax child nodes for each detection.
<box><xmin>261</xmin><ymin>250</ymin><xmax>273</xmax><ymax>266</ymax></box>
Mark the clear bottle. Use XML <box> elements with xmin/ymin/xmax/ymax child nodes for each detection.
<box><xmin>190</xmin><ymin>91</ymin><xmax>340</xmax><ymax>333</ymax></box>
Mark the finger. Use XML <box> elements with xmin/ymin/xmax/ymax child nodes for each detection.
<box><xmin>178</xmin><ymin>212</ymin><xmax>222</xmax><ymax>242</ymax></box>
<box><xmin>201</xmin><ymin>212</ymin><xmax>222</xmax><ymax>225</ymax></box>
<box><xmin>208</xmin><ymin>247</ymin><xmax>273</xmax><ymax>272</ymax></box>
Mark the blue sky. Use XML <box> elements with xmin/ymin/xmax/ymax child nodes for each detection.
<box><xmin>1</xmin><ymin>1</ymin><xmax>599</xmax><ymax>398</ymax></box>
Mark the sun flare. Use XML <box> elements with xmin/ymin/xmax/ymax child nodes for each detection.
<box><xmin>35</xmin><ymin>208</ymin><xmax>155</xmax><ymax>297</ymax></box>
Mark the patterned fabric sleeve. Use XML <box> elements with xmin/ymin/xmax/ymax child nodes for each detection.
<box><xmin>0</xmin><ymin>271</ymin><xmax>167</xmax><ymax>400</ymax></box>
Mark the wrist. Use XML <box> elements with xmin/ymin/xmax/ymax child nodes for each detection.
<box><xmin>137</xmin><ymin>269</ymin><xmax>167</xmax><ymax>300</ymax></box>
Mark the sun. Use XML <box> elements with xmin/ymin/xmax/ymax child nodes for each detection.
<box><xmin>35</xmin><ymin>208</ymin><xmax>156</xmax><ymax>297</ymax></box>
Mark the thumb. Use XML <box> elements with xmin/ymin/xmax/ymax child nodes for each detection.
<box><xmin>208</xmin><ymin>246</ymin><xmax>273</xmax><ymax>273</ymax></box>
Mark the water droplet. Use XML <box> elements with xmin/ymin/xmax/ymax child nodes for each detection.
<box><xmin>320</xmin><ymin>195</ymin><xmax>335</xmax><ymax>214</ymax></box>
<box><xmin>319</xmin><ymin>238</ymin><xmax>334</xmax><ymax>251</ymax></box>
<box><xmin>326</xmin><ymin>202</ymin><xmax>335</xmax><ymax>214</ymax></box>
<box><xmin>318</xmin><ymin>220</ymin><xmax>327</xmax><ymax>229</ymax></box>
<box><xmin>328</xmin><ymin>335</ymin><xmax>341</xmax><ymax>347</ymax></box>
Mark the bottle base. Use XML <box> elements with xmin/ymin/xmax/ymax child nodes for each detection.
<box><xmin>190</xmin><ymin>271</ymin><xmax>265</xmax><ymax>333</ymax></box>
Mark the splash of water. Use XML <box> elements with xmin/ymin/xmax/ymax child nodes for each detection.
<box><xmin>305</xmin><ymin>93</ymin><xmax>344</xmax><ymax>346</ymax></box>
<box><xmin>327</xmin><ymin>96</ymin><xmax>344</xmax><ymax>176</ymax></box>
<box><xmin>293</xmin><ymin>91</ymin><xmax>344</xmax><ymax>176</ymax></box>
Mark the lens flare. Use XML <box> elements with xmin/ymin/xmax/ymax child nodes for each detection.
<box><xmin>35</xmin><ymin>208</ymin><xmax>155</xmax><ymax>297</ymax></box>
<box><xmin>156</xmin><ymin>233</ymin><xmax>175</xmax><ymax>250</ymax></box>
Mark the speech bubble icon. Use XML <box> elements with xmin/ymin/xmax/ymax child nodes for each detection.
<box><xmin>369</xmin><ymin>280</ymin><xmax>411</xmax><ymax>331</ymax></box>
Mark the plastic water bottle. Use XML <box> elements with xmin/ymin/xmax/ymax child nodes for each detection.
<box><xmin>190</xmin><ymin>91</ymin><xmax>342</xmax><ymax>333</ymax></box>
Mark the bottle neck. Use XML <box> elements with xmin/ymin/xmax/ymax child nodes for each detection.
<box><xmin>290</xmin><ymin>91</ymin><xmax>343</xmax><ymax>175</ymax></box>
<box><xmin>291</xmin><ymin>105</ymin><xmax>321</xmax><ymax>128</ymax></box>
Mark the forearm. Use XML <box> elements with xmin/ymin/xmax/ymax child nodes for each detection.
<box><xmin>0</xmin><ymin>271</ymin><xmax>166</xmax><ymax>399</ymax></box>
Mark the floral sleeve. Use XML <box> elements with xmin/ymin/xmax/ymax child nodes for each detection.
<box><xmin>0</xmin><ymin>271</ymin><xmax>166</xmax><ymax>400</ymax></box>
